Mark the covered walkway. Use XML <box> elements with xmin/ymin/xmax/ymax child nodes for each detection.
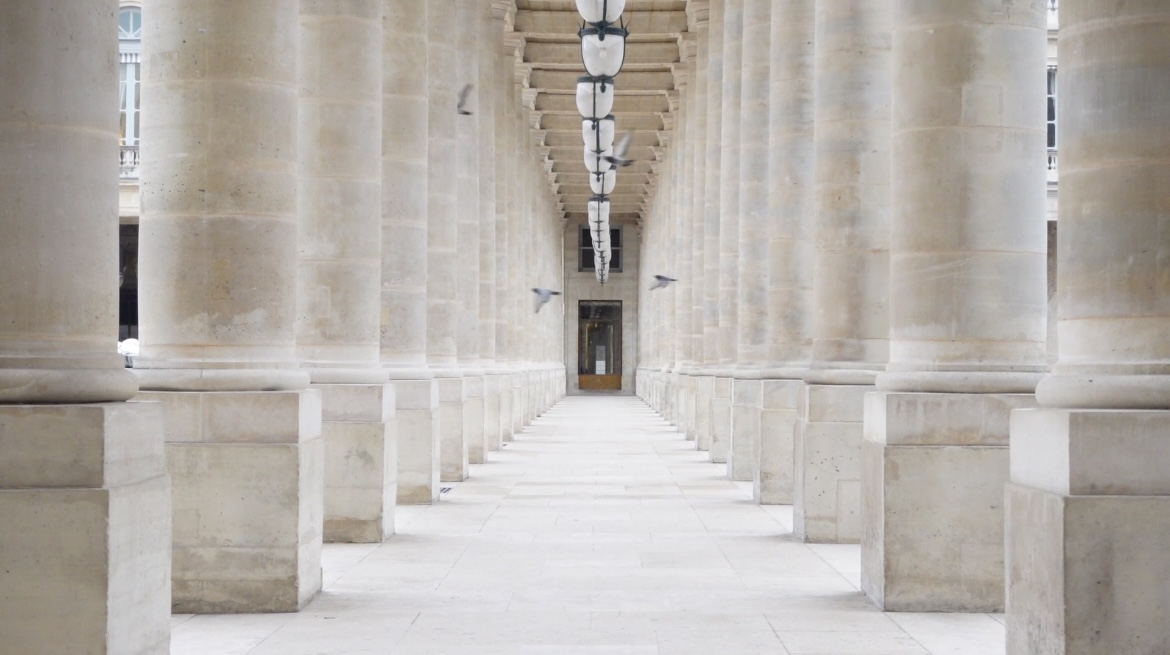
<box><xmin>172</xmin><ymin>397</ymin><xmax>1004</xmax><ymax>655</ymax></box>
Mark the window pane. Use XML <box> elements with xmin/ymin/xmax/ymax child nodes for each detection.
<box><xmin>611</xmin><ymin>249</ymin><xmax>621</xmax><ymax>271</ymax></box>
<box><xmin>610</xmin><ymin>228</ymin><xmax>621</xmax><ymax>248</ymax></box>
<box><xmin>582</xmin><ymin>248</ymin><xmax>595</xmax><ymax>270</ymax></box>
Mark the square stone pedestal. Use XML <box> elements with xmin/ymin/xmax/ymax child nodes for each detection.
<box><xmin>465</xmin><ymin>375</ymin><xmax>486</xmax><ymax>464</ymax></box>
<box><xmin>1007</xmin><ymin>409</ymin><xmax>1170</xmax><ymax>655</ymax></box>
<box><xmin>861</xmin><ymin>392</ymin><xmax>1035</xmax><ymax>611</ymax></box>
<box><xmin>756</xmin><ymin>378</ymin><xmax>801</xmax><ymax>504</ymax></box>
<box><xmin>483</xmin><ymin>374</ymin><xmax>502</xmax><ymax>453</ymax></box>
<box><xmin>438</xmin><ymin>377</ymin><xmax>467</xmax><ymax>483</ymax></box>
<box><xmin>395</xmin><ymin>378</ymin><xmax>439</xmax><ymax>504</ymax></box>
<box><xmin>695</xmin><ymin>375</ymin><xmax>714</xmax><ymax>452</ymax></box>
<box><xmin>511</xmin><ymin>372</ymin><xmax>525</xmax><ymax>436</ymax></box>
<box><xmin>500</xmin><ymin>376</ymin><xmax>514</xmax><ymax>443</ymax></box>
<box><xmin>314</xmin><ymin>383</ymin><xmax>397</xmax><ymax>544</ymax></box>
<box><xmin>0</xmin><ymin>402</ymin><xmax>171</xmax><ymax>655</ymax></box>
<box><xmin>794</xmin><ymin>383</ymin><xmax>868</xmax><ymax>543</ymax></box>
<box><xmin>139</xmin><ymin>390</ymin><xmax>324</xmax><ymax>613</ymax></box>
<box><xmin>710</xmin><ymin>376</ymin><xmax>733</xmax><ymax>463</ymax></box>
<box><xmin>729</xmin><ymin>378</ymin><xmax>762</xmax><ymax>482</ymax></box>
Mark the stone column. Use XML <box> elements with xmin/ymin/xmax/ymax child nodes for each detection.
<box><xmin>756</xmin><ymin>0</ymin><xmax>815</xmax><ymax>505</ymax></box>
<box><xmin>701</xmin><ymin>0</ymin><xmax>726</xmax><ymax>462</ymax></box>
<box><xmin>795</xmin><ymin>0</ymin><xmax>891</xmax><ymax>544</ymax></box>
<box><xmin>729</xmin><ymin>0</ymin><xmax>770</xmax><ymax>484</ymax></box>
<box><xmin>479</xmin><ymin>1</ymin><xmax>502</xmax><ymax>457</ymax></box>
<box><xmin>455</xmin><ymin>0</ymin><xmax>486</xmax><ymax>471</ymax></box>
<box><xmin>137</xmin><ymin>0</ymin><xmax>323</xmax><ymax>612</ymax></box>
<box><xmin>495</xmin><ymin>35</ymin><xmax>518</xmax><ymax>443</ymax></box>
<box><xmin>382</xmin><ymin>0</ymin><xmax>440</xmax><ymax>505</ymax></box>
<box><xmin>298</xmin><ymin>0</ymin><xmax>397</xmax><ymax>545</ymax></box>
<box><xmin>0</xmin><ymin>4</ymin><xmax>170</xmax><ymax>651</ymax></box>
<box><xmin>674</xmin><ymin>40</ymin><xmax>696</xmax><ymax>439</ymax></box>
<box><xmin>861</xmin><ymin>0</ymin><xmax>1048</xmax><ymax>611</ymax></box>
<box><xmin>1006</xmin><ymin>4</ymin><xmax>1170</xmax><ymax>653</ymax></box>
<box><xmin>689</xmin><ymin>6</ymin><xmax>712</xmax><ymax>450</ymax></box>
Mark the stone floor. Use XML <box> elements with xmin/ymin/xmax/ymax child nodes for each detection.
<box><xmin>172</xmin><ymin>395</ymin><xmax>1006</xmax><ymax>654</ymax></box>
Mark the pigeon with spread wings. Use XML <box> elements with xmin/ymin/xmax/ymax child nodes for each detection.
<box><xmin>532</xmin><ymin>287</ymin><xmax>562</xmax><ymax>313</ymax></box>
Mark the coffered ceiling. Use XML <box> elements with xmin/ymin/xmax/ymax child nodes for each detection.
<box><xmin>505</xmin><ymin>0</ymin><xmax>693</xmax><ymax>226</ymax></box>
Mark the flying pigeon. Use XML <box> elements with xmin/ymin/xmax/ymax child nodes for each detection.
<box><xmin>532</xmin><ymin>287</ymin><xmax>562</xmax><ymax>313</ymax></box>
<box><xmin>457</xmin><ymin>83</ymin><xmax>473</xmax><ymax>115</ymax></box>
<box><xmin>603</xmin><ymin>130</ymin><xmax>634</xmax><ymax>168</ymax></box>
<box><xmin>650</xmin><ymin>275</ymin><xmax>677</xmax><ymax>290</ymax></box>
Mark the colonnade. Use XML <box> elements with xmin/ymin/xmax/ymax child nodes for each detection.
<box><xmin>0</xmin><ymin>1</ymin><xmax>564</xmax><ymax>651</ymax></box>
<box><xmin>638</xmin><ymin>1</ymin><xmax>1170</xmax><ymax>653</ymax></box>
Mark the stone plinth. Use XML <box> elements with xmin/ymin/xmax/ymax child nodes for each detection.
<box><xmin>500</xmin><ymin>377</ymin><xmax>515</xmax><ymax>443</ymax></box>
<box><xmin>710</xmin><ymin>376</ymin><xmax>734</xmax><ymax>463</ymax></box>
<box><xmin>465</xmin><ymin>375</ymin><xmax>486</xmax><ymax>464</ymax></box>
<box><xmin>484</xmin><ymin>373</ymin><xmax>502</xmax><ymax>453</ymax></box>
<box><xmin>140</xmin><ymin>390</ymin><xmax>324</xmax><ymax>613</ymax></box>
<box><xmin>729</xmin><ymin>378</ymin><xmax>762</xmax><ymax>481</ymax></box>
<box><xmin>756</xmin><ymin>378</ymin><xmax>801</xmax><ymax>504</ymax></box>
<box><xmin>794</xmin><ymin>384</ymin><xmax>867</xmax><ymax>543</ymax></box>
<box><xmin>1007</xmin><ymin>409</ymin><xmax>1170</xmax><ymax>655</ymax></box>
<box><xmin>315</xmin><ymin>383</ymin><xmax>396</xmax><ymax>543</ymax></box>
<box><xmin>862</xmin><ymin>392</ymin><xmax>1035</xmax><ymax>611</ymax></box>
<box><xmin>0</xmin><ymin>403</ymin><xmax>171</xmax><ymax>655</ymax></box>
<box><xmin>695</xmin><ymin>375</ymin><xmax>714</xmax><ymax>452</ymax></box>
<box><xmin>438</xmin><ymin>376</ymin><xmax>467</xmax><ymax>483</ymax></box>
<box><xmin>394</xmin><ymin>378</ymin><xmax>440</xmax><ymax>504</ymax></box>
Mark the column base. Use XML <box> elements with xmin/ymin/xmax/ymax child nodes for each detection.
<box><xmin>794</xmin><ymin>383</ymin><xmax>867</xmax><ymax>543</ymax></box>
<box><xmin>139</xmin><ymin>390</ymin><xmax>324</xmax><ymax>613</ymax></box>
<box><xmin>394</xmin><ymin>378</ymin><xmax>440</xmax><ymax>504</ymax></box>
<box><xmin>511</xmin><ymin>372</ymin><xmax>526</xmax><ymax>436</ymax></box>
<box><xmin>756</xmin><ymin>379</ymin><xmax>801</xmax><ymax>504</ymax></box>
<box><xmin>500</xmin><ymin>378</ymin><xmax>514</xmax><ymax>443</ymax></box>
<box><xmin>313</xmin><ymin>383</ymin><xmax>397</xmax><ymax>544</ymax></box>
<box><xmin>1007</xmin><ymin>408</ymin><xmax>1170</xmax><ymax>655</ymax></box>
<box><xmin>710</xmin><ymin>376</ymin><xmax>733</xmax><ymax>463</ymax></box>
<box><xmin>0</xmin><ymin>402</ymin><xmax>171</xmax><ymax>654</ymax></box>
<box><xmin>729</xmin><ymin>378</ymin><xmax>762</xmax><ymax>482</ymax></box>
<box><xmin>861</xmin><ymin>391</ymin><xmax>1035</xmax><ymax>611</ymax></box>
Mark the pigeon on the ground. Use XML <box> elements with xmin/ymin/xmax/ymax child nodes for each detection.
<box><xmin>603</xmin><ymin>130</ymin><xmax>634</xmax><ymax>168</ymax></box>
<box><xmin>457</xmin><ymin>83</ymin><xmax>473</xmax><ymax>115</ymax></box>
<box><xmin>650</xmin><ymin>275</ymin><xmax>677</xmax><ymax>290</ymax></box>
<box><xmin>532</xmin><ymin>287</ymin><xmax>562</xmax><ymax>313</ymax></box>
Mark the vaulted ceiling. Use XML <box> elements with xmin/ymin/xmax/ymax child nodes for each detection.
<box><xmin>507</xmin><ymin>0</ymin><xmax>692</xmax><ymax>225</ymax></box>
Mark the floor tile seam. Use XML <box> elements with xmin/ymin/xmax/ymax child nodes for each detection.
<box><xmin>239</xmin><ymin>613</ymin><xmax>300</xmax><ymax>655</ymax></box>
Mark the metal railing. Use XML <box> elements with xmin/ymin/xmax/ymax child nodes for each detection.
<box><xmin>119</xmin><ymin>145</ymin><xmax>139</xmax><ymax>180</ymax></box>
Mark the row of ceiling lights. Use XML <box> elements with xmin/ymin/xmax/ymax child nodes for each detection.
<box><xmin>576</xmin><ymin>0</ymin><xmax>629</xmax><ymax>285</ymax></box>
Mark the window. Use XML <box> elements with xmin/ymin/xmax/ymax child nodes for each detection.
<box><xmin>119</xmin><ymin>7</ymin><xmax>142</xmax><ymax>147</ymax></box>
<box><xmin>579</xmin><ymin>226</ymin><xmax>623</xmax><ymax>272</ymax></box>
<box><xmin>1047</xmin><ymin>66</ymin><xmax>1056</xmax><ymax>150</ymax></box>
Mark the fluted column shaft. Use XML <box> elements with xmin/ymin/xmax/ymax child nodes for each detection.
<box><xmin>879</xmin><ymin>1</ymin><xmax>1047</xmax><ymax>394</ymax></box>
<box><xmin>736</xmin><ymin>0</ymin><xmax>771</xmax><ymax>367</ymax></box>
<box><xmin>702</xmin><ymin>1</ymin><xmax>724</xmax><ymax>371</ymax></box>
<box><xmin>381</xmin><ymin>0</ymin><xmax>430</xmax><ymax>375</ymax></box>
<box><xmin>426</xmin><ymin>0</ymin><xmax>459</xmax><ymax>372</ymax></box>
<box><xmin>138</xmin><ymin>0</ymin><xmax>305</xmax><ymax>391</ymax></box>
<box><xmin>690</xmin><ymin>15</ymin><xmax>710</xmax><ymax>377</ymax></box>
<box><xmin>1035</xmin><ymin>2</ymin><xmax>1170</xmax><ymax>409</ymax></box>
<box><xmin>478</xmin><ymin>4</ymin><xmax>499</xmax><ymax>368</ymax></box>
<box><xmin>718</xmin><ymin>0</ymin><xmax>744</xmax><ymax>370</ymax></box>
<box><xmin>808</xmin><ymin>0</ymin><xmax>891</xmax><ymax>377</ymax></box>
<box><xmin>297</xmin><ymin>0</ymin><xmax>384</xmax><ymax>383</ymax></box>
<box><xmin>766</xmin><ymin>0</ymin><xmax>815</xmax><ymax>373</ymax></box>
<box><xmin>0</xmin><ymin>1</ymin><xmax>136</xmax><ymax>403</ymax></box>
<box><xmin>455</xmin><ymin>0</ymin><xmax>481</xmax><ymax>371</ymax></box>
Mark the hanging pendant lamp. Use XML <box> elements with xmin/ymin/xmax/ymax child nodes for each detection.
<box><xmin>581</xmin><ymin>116</ymin><xmax>616</xmax><ymax>152</ymax></box>
<box><xmin>575</xmin><ymin>0</ymin><xmax>626</xmax><ymax>24</ymax></box>
<box><xmin>580</xmin><ymin>24</ymin><xmax>628</xmax><ymax>78</ymax></box>
<box><xmin>576</xmin><ymin>76</ymin><xmax>615</xmax><ymax>120</ymax></box>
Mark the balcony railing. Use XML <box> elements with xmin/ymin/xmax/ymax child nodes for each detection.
<box><xmin>120</xmin><ymin>145</ymin><xmax>139</xmax><ymax>180</ymax></box>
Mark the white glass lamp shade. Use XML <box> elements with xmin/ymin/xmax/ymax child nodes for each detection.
<box><xmin>590</xmin><ymin>169</ymin><xmax>616</xmax><ymax>195</ymax></box>
<box><xmin>592</xmin><ymin>230</ymin><xmax>611</xmax><ymax>250</ymax></box>
<box><xmin>580</xmin><ymin>28</ymin><xmax>627</xmax><ymax>78</ymax></box>
<box><xmin>576</xmin><ymin>77</ymin><xmax>615</xmax><ymax>120</ymax></box>
<box><xmin>587</xmin><ymin>197</ymin><xmax>611</xmax><ymax>228</ymax></box>
<box><xmin>575</xmin><ymin>0</ymin><xmax>626</xmax><ymax>24</ymax></box>
<box><xmin>581</xmin><ymin>116</ymin><xmax>616</xmax><ymax>152</ymax></box>
<box><xmin>585</xmin><ymin>147</ymin><xmax>613</xmax><ymax>174</ymax></box>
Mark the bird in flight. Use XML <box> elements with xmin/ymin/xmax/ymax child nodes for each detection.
<box><xmin>650</xmin><ymin>275</ymin><xmax>677</xmax><ymax>290</ymax></box>
<box><xmin>457</xmin><ymin>84</ymin><xmax>473</xmax><ymax>115</ymax></box>
<box><xmin>532</xmin><ymin>287</ymin><xmax>562</xmax><ymax>313</ymax></box>
<box><xmin>604</xmin><ymin>130</ymin><xmax>634</xmax><ymax>168</ymax></box>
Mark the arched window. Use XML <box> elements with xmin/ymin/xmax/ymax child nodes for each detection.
<box><xmin>119</xmin><ymin>6</ymin><xmax>142</xmax><ymax>147</ymax></box>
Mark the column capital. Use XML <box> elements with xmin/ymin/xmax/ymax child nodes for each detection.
<box><xmin>671</xmin><ymin>64</ymin><xmax>690</xmax><ymax>90</ymax></box>
<box><xmin>677</xmin><ymin>33</ymin><xmax>698</xmax><ymax>64</ymax></box>
<box><xmin>687</xmin><ymin>1</ymin><xmax>711</xmax><ymax>28</ymax></box>
<box><xmin>503</xmin><ymin>32</ymin><xmax>526</xmax><ymax>58</ymax></box>
<box><xmin>490</xmin><ymin>1</ymin><xmax>517</xmax><ymax>30</ymax></box>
